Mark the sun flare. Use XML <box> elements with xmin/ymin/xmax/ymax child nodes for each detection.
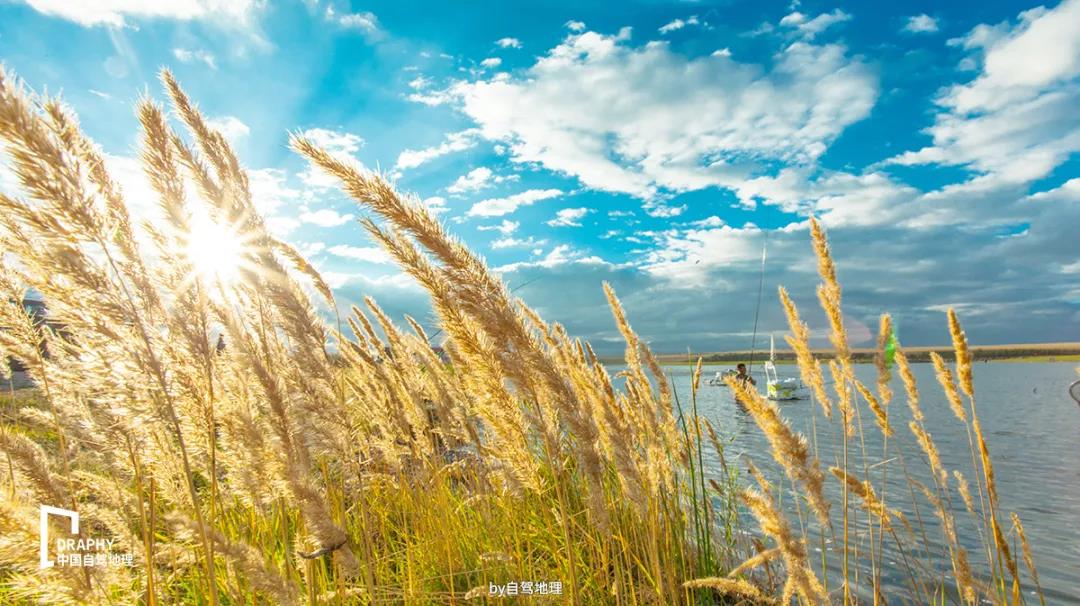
<box><xmin>186</xmin><ymin>212</ymin><xmax>245</xmax><ymax>284</ymax></box>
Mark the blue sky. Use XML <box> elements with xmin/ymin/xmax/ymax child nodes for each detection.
<box><xmin>1</xmin><ymin>0</ymin><xmax>1078</xmax><ymax>352</ymax></box>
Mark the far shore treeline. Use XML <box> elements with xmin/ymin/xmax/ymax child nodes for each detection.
<box><xmin>615</xmin><ymin>342</ymin><xmax>1080</xmax><ymax>365</ymax></box>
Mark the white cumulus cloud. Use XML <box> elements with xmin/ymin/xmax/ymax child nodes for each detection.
<box><xmin>903</xmin><ymin>14</ymin><xmax>939</xmax><ymax>34</ymax></box>
<box><xmin>300</xmin><ymin>209</ymin><xmax>355</xmax><ymax>227</ymax></box>
<box><xmin>547</xmin><ymin>207</ymin><xmax>591</xmax><ymax>227</ymax></box>
<box><xmin>298</xmin><ymin>127</ymin><xmax>365</xmax><ymax>188</ymax></box>
<box><xmin>491</xmin><ymin>235</ymin><xmax>546</xmax><ymax>249</ymax></box>
<box><xmin>478</xmin><ymin>219</ymin><xmax>519</xmax><ymax>235</ymax></box>
<box><xmin>395</xmin><ymin>129</ymin><xmax>480</xmax><ymax>171</ymax></box>
<box><xmin>408</xmin><ymin>76</ymin><xmax>431</xmax><ymax>90</ymax></box>
<box><xmin>302</xmin><ymin>127</ymin><xmax>364</xmax><ymax>154</ymax></box>
<box><xmin>495</xmin><ymin>244</ymin><xmax>605</xmax><ymax>272</ymax></box>
<box><xmin>206</xmin><ymin>115</ymin><xmax>249</xmax><ymax>142</ymax></box>
<box><xmin>325</xmin><ymin>6</ymin><xmax>379</xmax><ymax>36</ymax></box>
<box><xmin>173</xmin><ymin>48</ymin><xmax>217</xmax><ymax>69</ymax></box>
<box><xmin>659</xmin><ymin>15</ymin><xmax>700</xmax><ymax>34</ymax></box>
<box><xmin>20</xmin><ymin>0</ymin><xmax>261</xmax><ymax>27</ymax></box>
<box><xmin>467</xmin><ymin>188</ymin><xmax>562</xmax><ymax>217</ymax></box>
<box><xmin>887</xmin><ymin>0</ymin><xmax>1080</xmax><ymax>185</ymax></box>
<box><xmin>423</xmin><ymin>196</ymin><xmax>450</xmax><ymax>214</ymax></box>
<box><xmin>779</xmin><ymin>9</ymin><xmax>852</xmax><ymax>39</ymax></box>
<box><xmin>446</xmin><ymin>166</ymin><xmax>517</xmax><ymax>194</ymax></box>
<box><xmin>451</xmin><ymin>29</ymin><xmax>876</xmax><ymax>201</ymax></box>
<box><xmin>327</xmin><ymin>244</ymin><xmax>394</xmax><ymax>264</ymax></box>
<box><xmin>642</xmin><ymin>224</ymin><xmax>766</xmax><ymax>286</ymax></box>
<box><xmin>248</xmin><ymin>168</ymin><xmax>302</xmax><ymax>234</ymax></box>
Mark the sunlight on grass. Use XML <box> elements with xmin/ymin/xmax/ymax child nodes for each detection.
<box><xmin>0</xmin><ymin>65</ymin><xmax>1046</xmax><ymax>605</ymax></box>
<box><xmin>186</xmin><ymin>211</ymin><xmax>247</xmax><ymax>286</ymax></box>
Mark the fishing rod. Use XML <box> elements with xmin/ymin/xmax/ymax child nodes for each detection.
<box><xmin>425</xmin><ymin>274</ymin><xmax>544</xmax><ymax>343</ymax></box>
<box><xmin>745</xmin><ymin>233</ymin><xmax>768</xmax><ymax>379</ymax></box>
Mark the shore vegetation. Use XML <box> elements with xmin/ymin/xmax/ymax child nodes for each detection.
<box><xmin>0</xmin><ymin>67</ymin><xmax>1043</xmax><ymax>605</ymax></box>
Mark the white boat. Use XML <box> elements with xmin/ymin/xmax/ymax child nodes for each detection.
<box><xmin>707</xmin><ymin>369</ymin><xmax>735</xmax><ymax>386</ymax></box>
<box><xmin>708</xmin><ymin>237</ymin><xmax>807</xmax><ymax>401</ymax></box>
<box><xmin>708</xmin><ymin>339</ymin><xmax>807</xmax><ymax>400</ymax></box>
<box><xmin>764</xmin><ymin>335</ymin><xmax>808</xmax><ymax>401</ymax></box>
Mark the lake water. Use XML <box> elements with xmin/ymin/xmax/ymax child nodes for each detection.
<box><xmin>653</xmin><ymin>361</ymin><xmax>1079</xmax><ymax>603</ymax></box>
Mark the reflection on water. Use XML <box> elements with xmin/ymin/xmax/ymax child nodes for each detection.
<box><xmin>630</xmin><ymin>361</ymin><xmax>1080</xmax><ymax>603</ymax></box>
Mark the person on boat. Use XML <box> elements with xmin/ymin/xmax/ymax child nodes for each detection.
<box><xmin>734</xmin><ymin>363</ymin><xmax>756</xmax><ymax>387</ymax></box>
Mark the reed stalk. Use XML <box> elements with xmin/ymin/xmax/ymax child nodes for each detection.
<box><xmin>0</xmin><ymin>66</ymin><xmax>1044</xmax><ymax>606</ymax></box>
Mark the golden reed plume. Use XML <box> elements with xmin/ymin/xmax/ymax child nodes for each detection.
<box><xmin>0</xmin><ymin>65</ymin><xmax>1042</xmax><ymax>606</ymax></box>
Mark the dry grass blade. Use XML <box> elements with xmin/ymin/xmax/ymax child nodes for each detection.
<box><xmin>778</xmin><ymin>287</ymin><xmax>832</xmax><ymax>417</ymax></box>
<box><xmin>0</xmin><ymin>64</ymin><xmax>1044</xmax><ymax>606</ymax></box>
<box><xmin>683</xmin><ymin>577</ymin><xmax>777</xmax><ymax>604</ymax></box>
<box><xmin>947</xmin><ymin>309</ymin><xmax>974</xmax><ymax>398</ymax></box>
<box><xmin>853</xmin><ymin>377</ymin><xmax>893</xmax><ymax>437</ymax></box>
<box><xmin>741</xmin><ymin>487</ymin><xmax>827</xmax><ymax>605</ymax></box>
<box><xmin>894</xmin><ymin>348</ymin><xmax>922</xmax><ymax>422</ymax></box>
<box><xmin>954</xmin><ymin>470</ymin><xmax>976</xmax><ymax>515</ymax></box>
<box><xmin>874</xmin><ymin>314</ymin><xmax>894</xmax><ymax>405</ymax></box>
<box><xmin>930</xmin><ymin>352</ymin><xmax>967</xmax><ymax>422</ymax></box>
<box><xmin>908</xmin><ymin>421</ymin><xmax>947</xmax><ymax>484</ymax></box>
<box><xmin>829</xmin><ymin>467</ymin><xmax>902</xmax><ymax>531</ymax></box>
<box><xmin>728</xmin><ymin>547</ymin><xmax>781</xmax><ymax>578</ymax></box>
<box><xmin>1011</xmin><ymin>512</ymin><xmax>1045</xmax><ymax>605</ymax></box>
<box><xmin>726</xmin><ymin>376</ymin><xmax>830</xmax><ymax>525</ymax></box>
<box><xmin>809</xmin><ymin>217</ymin><xmax>849</xmax><ymax>363</ymax></box>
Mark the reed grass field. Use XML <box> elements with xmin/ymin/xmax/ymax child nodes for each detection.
<box><xmin>0</xmin><ymin>67</ymin><xmax>1054</xmax><ymax>604</ymax></box>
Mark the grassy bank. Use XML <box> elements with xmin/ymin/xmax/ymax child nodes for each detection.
<box><xmin>626</xmin><ymin>343</ymin><xmax>1080</xmax><ymax>367</ymax></box>
<box><xmin>0</xmin><ymin>67</ymin><xmax>1046</xmax><ymax>605</ymax></box>
<box><xmin>988</xmin><ymin>354</ymin><xmax>1080</xmax><ymax>363</ymax></box>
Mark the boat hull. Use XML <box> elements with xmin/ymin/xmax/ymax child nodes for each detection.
<box><xmin>767</xmin><ymin>377</ymin><xmax>807</xmax><ymax>401</ymax></box>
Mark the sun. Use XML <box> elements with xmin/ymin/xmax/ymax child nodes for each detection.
<box><xmin>186</xmin><ymin>212</ymin><xmax>246</xmax><ymax>285</ymax></box>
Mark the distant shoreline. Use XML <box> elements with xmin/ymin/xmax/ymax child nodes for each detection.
<box><xmin>599</xmin><ymin>342</ymin><xmax>1080</xmax><ymax>366</ymax></box>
